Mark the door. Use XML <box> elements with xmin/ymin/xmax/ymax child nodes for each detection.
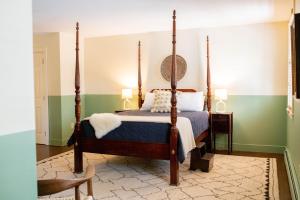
<box><xmin>33</xmin><ymin>50</ymin><xmax>49</xmax><ymax>144</ymax></box>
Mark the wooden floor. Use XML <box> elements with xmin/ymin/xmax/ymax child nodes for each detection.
<box><xmin>36</xmin><ymin>144</ymin><xmax>73</xmax><ymax>161</ymax></box>
<box><xmin>36</xmin><ymin>145</ymin><xmax>291</xmax><ymax>199</ymax></box>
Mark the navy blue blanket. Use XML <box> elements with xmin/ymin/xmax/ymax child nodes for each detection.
<box><xmin>68</xmin><ymin>111</ymin><xmax>209</xmax><ymax>162</ymax></box>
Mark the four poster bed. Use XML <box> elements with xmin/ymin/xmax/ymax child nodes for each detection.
<box><xmin>70</xmin><ymin>10</ymin><xmax>212</xmax><ymax>186</ymax></box>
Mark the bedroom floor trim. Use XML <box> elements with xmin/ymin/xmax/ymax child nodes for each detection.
<box><xmin>284</xmin><ymin>148</ymin><xmax>300</xmax><ymax>200</ymax></box>
<box><xmin>36</xmin><ymin>145</ymin><xmax>291</xmax><ymax>199</ymax></box>
<box><xmin>215</xmin><ymin>142</ymin><xmax>285</xmax><ymax>154</ymax></box>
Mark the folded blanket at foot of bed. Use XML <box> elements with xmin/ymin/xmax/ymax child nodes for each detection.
<box><xmin>87</xmin><ymin>113</ymin><xmax>121</xmax><ymax>139</ymax></box>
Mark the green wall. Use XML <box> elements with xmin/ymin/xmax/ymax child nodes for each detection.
<box><xmin>215</xmin><ymin>95</ymin><xmax>286</xmax><ymax>153</ymax></box>
<box><xmin>85</xmin><ymin>94</ymin><xmax>138</xmax><ymax>116</ymax></box>
<box><xmin>0</xmin><ymin>130</ymin><xmax>37</xmax><ymax>200</ymax></box>
<box><xmin>61</xmin><ymin>95</ymin><xmax>85</xmax><ymax>145</ymax></box>
<box><xmin>84</xmin><ymin>94</ymin><xmax>287</xmax><ymax>153</ymax></box>
<box><xmin>48</xmin><ymin>95</ymin><xmax>85</xmax><ymax>146</ymax></box>
<box><xmin>48</xmin><ymin>96</ymin><xmax>62</xmax><ymax>145</ymax></box>
<box><xmin>287</xmin><ymin>99</ymin><xmax>300</xmax><ymax>192</ymax></box>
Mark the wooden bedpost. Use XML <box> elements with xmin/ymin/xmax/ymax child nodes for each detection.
<box><xmin>138</xmin><ymin>41</ymin><xmax>143</xmax><ymax>109</ymax></box>
<box><xmin>170</xmin><ymin>10</ymin><xmax>179</xmax><ymax>186</ymax></box>
<box><xmin>206</xmin><ymin>36</ymin><xmax>213</xmax><ymax>153</ymax></box>
<box><xmin>206</xmin><ymin>36</ymin><xmax>212</xmax><ymax>113</ymax></box>
<box><xmin>74</xmin><ymin>22</ymin><xmax>83</xmax><ymax>173</ymax></box>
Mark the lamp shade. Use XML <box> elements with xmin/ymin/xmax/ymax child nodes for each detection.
<box><xmin>215</xmin><ymin>89</ymin><xmax>228</xmax><ymax>100</ymax></box>
<box><xmin>122</xmin><ymin>89</ymin><xmax>132</xmax><ymax>99</ymax></box>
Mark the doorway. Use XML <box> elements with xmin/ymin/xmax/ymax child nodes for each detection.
<box><xmin>33</xmin><ymin>49</ymin><xmax>49</xmax><ymax>145</ymax></box>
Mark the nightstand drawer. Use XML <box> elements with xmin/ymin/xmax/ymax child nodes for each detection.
<box><xmin>212</xmin><ymin>120</ymin><xmax>230</xmax><ymax>133</ymax></box>
<box><xmin>211</xmin><ymin>113</ymin><xmax>232</xmax><ymax>133</ymax></box>
<box><xmin>212</xmin><ymin>114</ymin><xmax>230</xmax><ymax>121</ymax></box>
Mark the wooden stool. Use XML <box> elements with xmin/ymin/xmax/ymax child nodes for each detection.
<box><xmin>38</xmin><ymin>165</ymin><xmax>95</xmax><ymax>200</ymax></box>
<box><xmin>190</xmin><ymin>142</ymin><xmax>214</xmax><ymax>172</ymax></box>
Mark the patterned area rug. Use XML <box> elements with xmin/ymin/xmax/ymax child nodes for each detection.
<box><xmin>37</xmin><ymin>151</ymin><xmax>279</xmax><ymax>200</ymax></box>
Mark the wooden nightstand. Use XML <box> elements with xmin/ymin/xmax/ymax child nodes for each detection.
<box><xmin>211</xmin><ymin>112</ymin><xmax>233</xmax><ymax>154</ymax></box>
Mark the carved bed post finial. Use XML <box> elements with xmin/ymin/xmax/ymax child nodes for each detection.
<box><xmin>206</xmin><ymin>36</ymin><xmax>212</xmax><ymax>113</ymax></box>
<box><xmin>74</xmin><ymin>22</ymin><xmax>83</xmax><ymax>173</ymax></box>
<box><xmin>138</xmin><ymin>41</ymin><xmax>142</xmax><ymax>109</ymax></box>
<box><xmin>170</xmin><ymin>9</ymin><xmax>179</xmax><ymax>186</ymax></box>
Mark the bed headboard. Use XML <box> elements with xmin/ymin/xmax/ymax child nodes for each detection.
<box><xmin>137</xmin><ymin>37</ymin><xmax>212</xmax><ymax>112</ymax></box>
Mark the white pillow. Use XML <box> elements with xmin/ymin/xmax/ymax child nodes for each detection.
<box><xmin>140</xmin><ymin>92</ymin><xmax>155</xmax><ymax>110</ymax></box>
<box><xmin>151</xmin><ymin>90</ymin><xmax>172</xmax><ymax>113</ymax></box>
<box><xmin>178</xmin><ymin>92</ymin><xmax>204</xmax><ymax>111</ymax></box>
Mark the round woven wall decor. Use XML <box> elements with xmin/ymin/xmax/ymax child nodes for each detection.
<box><xmin>161</xmin><ymin>55</ymin><xmax>187</xmax><ymax>82</ymax></box>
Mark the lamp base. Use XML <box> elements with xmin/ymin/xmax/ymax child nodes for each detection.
<box><xmin>216</xmin><ymin>100</ymin><xmax>226</xmax><ymax>113</ymax></box>
<box><xmin>123</xmin><ymin>99</ymin><xmax>130</xmax><ymax>110</ymax></box>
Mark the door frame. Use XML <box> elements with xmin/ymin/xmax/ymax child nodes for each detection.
<box><xmin>33</xmin><ymin>48</ymin><xmax>49</xmax><ymax>145</ymax></box>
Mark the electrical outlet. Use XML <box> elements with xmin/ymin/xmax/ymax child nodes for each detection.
<box><xmin>70</xmin><ymin>122</ymin><xmax>74</xmax><ymax>129</ymax></box>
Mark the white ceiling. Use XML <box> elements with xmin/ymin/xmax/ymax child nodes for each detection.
<box><xmin>33</xmin><ymin>0</ymin><xmax>293</xmax><ymax>37</ymax></box>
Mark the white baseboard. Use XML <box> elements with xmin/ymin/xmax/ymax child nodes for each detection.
<box><xmin>284</xmin><ymin>149</ymin><xmax>300</xmax><ymax>200</ymax></box>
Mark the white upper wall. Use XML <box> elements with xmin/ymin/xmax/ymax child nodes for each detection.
<box><xmin>60</xmin><ymin>32</ymin><xmax>85</xmax><ymax>95</ymax></box>
<box><xmin>84</xmin><ymin>21</ymin><xmax>288</xmax><ymax>95</ymax></box>
<box><xmin>33</xmin><ymin>0</ymin><xmax>292</xmax><ymax>37</ymax></box>
<box><xmin>33</xmin><ymin>32</ymin><xmax>85</xmax><ymax>96</ymax></box>
<box><xmin>0</xmin><ymin>0</ymin><xmax>35</xmax><ymax>135</ymax></box>
<box><xmin>201</xmin><ymin>22</ymin><xmax>288</xmax><ymax>95</ymax></box>
<box><xmin>296</xmin><ymin>0</ymin><xmax>300</xmax><ymax>13</ymax></box>
<box><xmin>84</xmin><ymin>33</ymin><xmax>150</xmax><ymax>94</ymax></box>
<box><xmin>33</xmin><ymin>33</ymin><xmax>61</xmax><ymax>96</ymax></box>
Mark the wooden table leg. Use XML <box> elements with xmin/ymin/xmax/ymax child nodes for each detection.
<box><xmin>228</xmin><ymin>114</ymin><xmax>232</xmax><ymax>154</ymax></box>
<box><xmin>231</xmin><ymin>116</ymin><xmax>233</xmax><ymax>153</ymax></box>
<box><xmin>213</xmin><ymin>131</ymin><xmax>216</xmax><ymax>153</ymax></box>
<box><xmin>75</xmin><ymin>186</ymin><xmax>80</xmax><ymax>200</ymax></box>
<box><xmin>227</xmin><ymin>132</ymin><xmax>230</xmax><ymax>155</ymax></box>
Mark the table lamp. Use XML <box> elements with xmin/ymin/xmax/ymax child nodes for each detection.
<box><xmin>215</xmin><ymin>89</ymin><xmax>228</xmax><ymax>113</ymax></box>
<box><xmin>122</xmin><ymin>88</ymin><xmax>132</xmax><ymax>110</ymax></box>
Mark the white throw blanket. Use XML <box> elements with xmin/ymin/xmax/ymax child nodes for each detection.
<box><xmin>119</xmin><ymin>115</ymin><xmax>196</xmax><ymax>158</ymax></box>
<box><xmin>88</xmin><ymin>113</ymin><xmax>121</xmax><ymax>139</ymax></box>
